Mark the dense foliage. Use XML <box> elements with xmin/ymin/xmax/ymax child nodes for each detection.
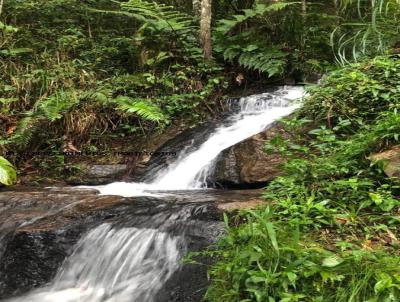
<box><xmin>332</xmin><ymin>0</ymin><xmax>400</xmax><ymax>63</ymax></box>
<box><xmin>204</xmin><ymin>55</ymin><xmax>400</xmax><ymax>302</ymax></box>
<box><xmin>0</xmin><ymin>1</ymin><xmax>221</xmax><ymax>139</ymax></box>
<box><xmin>214</xmin><ymin>1</ymin><xmax>336</xmax><ymax>78</ymax></box>
<box><xmin>0</xmin><ymin>0</ymin><xmax>226</xmax><ymax>178</ymax></box>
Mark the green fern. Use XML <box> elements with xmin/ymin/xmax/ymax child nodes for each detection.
<box><xmin>222</xmin><ymin>44</ymin><xmax>288</xmax><ymax>77</ymax></box>
<box><xmin>120</xmin><ymin>0</ymin><xmax>195</xmax><ymax>34</ymax></box>
<box><xmin>216</xmin><ymin>2</ymin><xmax>296</xmax><ymax>35</ymax></box>
<box><xmin>92</xmin><ymin>0</ymin><xmax>195</xmax><ymax>38</ymax></box>
<box><xmin>91</xmin><ymin>0</ymin><xmax>199</xmax><ymax>63</ymax></box>
<box><xmin>6</xmin><ymin>90</ymin><xmax>79</xmax><ymax>148</ymax></box>
<box><xmin>238</xmin><ymin>48</ymin><xmax>287</xmax><ymax>76</ymax></box>
<box><xmin>113</xmin><ymin>96</ymin><xmax>166</xmax><ymax>122</ymax></box>
<box><xmin>37</xmin><ymin>90</ymin><xmax>79</xmax><ymax>121</ymax></box>
<box><xmin>5</xmin><ymin>113</ymin><xmax>40</xmax><ymax>148</ymax></box>
<box><xmin>215</xmin><ymin>2</ymin><xmax>295</xmax><ymax>76</ymax></box>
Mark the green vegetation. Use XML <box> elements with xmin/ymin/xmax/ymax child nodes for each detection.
<box><xmin>0</xmin><ymin>0</ymin><xmax>227</xmax><ymax>178</ymax></box>
<box><xmin>332</xmin><ymin>0</ymin><xmax>400</xmax><ymax>63</ymax></box>
<box><xmin>214</xmin><ymin>1</ymin><xmax>335</xmax><ymax>78</ymax></box>
<box><xmin>204</xmin><ymin>55</ymin><xmax>400</xmax><ymax>302</ymax></box>
<box><xmin>0</xmin><ymin>156</ymin><xmax>16</xmax><ymax>185</ymax></box>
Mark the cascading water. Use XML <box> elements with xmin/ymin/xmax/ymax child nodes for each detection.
<box><xmin>93</xmin><ymin>86</ymin><xmax>304</xmax><ymax>196</ymax></box>
<box><xmin>1</xmin><ymin>86</ymin><xmax>304</xmax><ymax>302</ymax></box>
<box><xmin>4</xmin><ymin>224</ymin><xmax>185</xmax><ymax>302</ymax></box>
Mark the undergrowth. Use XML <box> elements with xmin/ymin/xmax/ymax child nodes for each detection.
<box><xmin>202</xmin><ymin>55</ymin><xmax>400</xmax><ymax>302</ymax></box>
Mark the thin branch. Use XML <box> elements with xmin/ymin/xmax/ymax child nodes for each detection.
<box><xmin>0</xmin><ymin>0</ymin><xmax>3</xmax><ymax>16</ymax></box>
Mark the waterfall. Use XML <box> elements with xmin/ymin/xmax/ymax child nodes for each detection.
<box><xmin>93</xmin><ymin>86</ymin><xmax>304</xmax><ymax>196</ymax></box>
<box><xmin>1</xmin><ymin>87</ymin><xmax>304</xmax><ymax>302</ymax></box>
<box><xmin>4</xmin><ymin>224</ymin><xmax>185</xmax><ymax>302</ymax></box>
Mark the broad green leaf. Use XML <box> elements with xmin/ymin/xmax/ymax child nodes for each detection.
<box><xmin>0</xmin><ymin>157</ymin><xmax>17</xmax><ymax>186</ymax></box>
<box><xmin>322</xmin><ymin>255</ymin><xmax>343</xmax><ymax>268</ymax></box>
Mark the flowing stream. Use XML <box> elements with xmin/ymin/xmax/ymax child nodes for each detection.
<box><xmin>94</xmin><ymin>86</ymin><xmax>304</xmax><ymax>196</ymax></box>
<box><xmin>5</xmin><ymin>225</ymin><xmax>185</xmax><ymax>302</ymax></box>
<box><xmin>1</xmin><ymin>86</ymin><xmax>304</xmax><ymax>302</ymax></box>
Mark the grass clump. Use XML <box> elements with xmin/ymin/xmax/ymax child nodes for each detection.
<box><xmin>208</xmin><ymin>210</ymin><xmax>400</xmax><ymax>302</ymax></box>
<box><xmin>204</xmin><ymin>55</ymin><xmax>400</xmax><ymax>302</ymax></box>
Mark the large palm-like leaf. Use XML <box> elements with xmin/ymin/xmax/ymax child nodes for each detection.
<box><xmin>333</xmin><ymin>0</ymin><xmax>400</xmax><ymax>63</ymax></box>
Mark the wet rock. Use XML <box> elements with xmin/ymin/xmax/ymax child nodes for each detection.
<box><xmin>155</xmin><ymin>253</ymin><xmax>210</xmax><ymax>302</ymax></box>
<box><xmin>66</xmin><ymin>164</ymin><xmax>128</xmax><ymax>185</ymax></box>
<box><xmin>210</xmin><ymin>123</ymin><xmax>288</xmax><ymax>187</ymax></box>
<box><xmin>217</xmin><ymin>199</ymin><xmax>264</xmax><ymax>212</ymax></box>
<box><xmin>139</xmin><ymin>122</ymin><xmax>219</xmax><ymax>182</ymax></box>
<box><xmin>0</xmin><ymin>229</ymin><xmax>83</xmax><ymax>298</ymax></box>
<box><xmin>370</xmin><ymin>145</ymin><xmax>400</xmax><ymax>178</ymax></box>
<box><xmin>0</xmin><ymin>188</ymin><xmax>263</xmax><ymax>301</ymax></box>
<box><xmin>87</xmin><ymin>164</ymin><xmax>127</xmax><ymax>177</ymax></box>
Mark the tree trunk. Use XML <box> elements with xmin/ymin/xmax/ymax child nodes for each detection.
<box><xmin>300</xmin><ymin>0</ymin><xmax>307</xmax><ymax>52</ymax></box>
<box><xmin>301</xmin><ymin>0</ymin><xmax>307</xmax><ymax>22</ymax></box>
<box><xmin>200</xmin><ymin>0</ymin><xmax>212</xmax><ymax>59</ymax></box>
<box><xmin>0</xmin><ymin>0</ymin><xmax>4</xmax><ymax>16</ymax></box>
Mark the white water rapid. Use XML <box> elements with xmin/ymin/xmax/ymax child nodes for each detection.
<box><xmin>93</xmin><ymin>86</ymin><xmax>304</xmax><ymax>196</ymax></box>
<box><xmin>5</xmin><ymin>224</ymin><xmax>185</xmax><ymax>302</ymax></box>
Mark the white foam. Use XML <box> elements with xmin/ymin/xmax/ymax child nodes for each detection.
<box><xmin>6</xmin><ymin>224</ymin><xmax>185</xmax><ymax>302</ymax></box>
<box><xmin>84</xmin><ymin>86</ymin><xmax>305</xmax><ymax>196</ymax></box>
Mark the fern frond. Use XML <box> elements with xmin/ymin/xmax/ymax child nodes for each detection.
<box><xmin>234</xmin><ymin>47</ymin><xmax>287</xmax><ymax>77</ymax></box>
<box><xmin>90</xmin><ymin>0</ymin><xmax>198</xmax><ymax>62</ymax></box>
<box><xmin>215</xmin><ymin>2</ymin><xmax>297</xmax><ymax>34</ymax></box>
<box><xmin>6</xmin><ymin>113</ymin><xmax>40</xmax><ymax>148</ymax></box>
<box><xmin>114</xmin><ymin>0</ymin><xmax>196</xmax><ymax>35</ymax></box>
<box><xmin>6</xmin><ymin>90</ymin><xmax>80</xmax><ymax>149</ymax></box>
<box><xmin>113</xmin><ymin>96</ymin><xmax>166</xmax><ymax>122</ymax></box>
<box><xmin>223</xmin><ymin>46</ymin><xmax>241</xmax><ymax>62</ymax></box>
<box><xmin>37</xmin><ymin>90</ymin><xmax>79</xmax><ymax>121</ymax></box>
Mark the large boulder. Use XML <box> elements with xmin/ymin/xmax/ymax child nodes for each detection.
<box><xmin>139</xmin><ymin>121</ymin><xmax>219</xmax><ymax>182</ymax></box>
<box><xmin>209</xmin><ymin>123</ymin><xmax>288</xmax><ymax>188</ymax></box>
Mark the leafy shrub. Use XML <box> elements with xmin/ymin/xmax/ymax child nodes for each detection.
<box><xmin>207</xmin><ymin>209</ymin><xmax>400</xmax><ymax>302</ymax></box>
<box><xmin>205</xmin><ymin>55</ymin><xmax>400</xmax><ymax>302</ymax></box>
<box><xmin>213</xmin><ymin>1</ymin><xmax>338</xmax><ymax>79</ymax></box>
<box><xmin>0</xmin><ymin>0</ymin><xmax>227</xmax><ymax>160</ymax></box>
<box><xmin>299</xmin><ymin>55</ymin><xmax>400</xmax><ymax>128</ymax></box>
